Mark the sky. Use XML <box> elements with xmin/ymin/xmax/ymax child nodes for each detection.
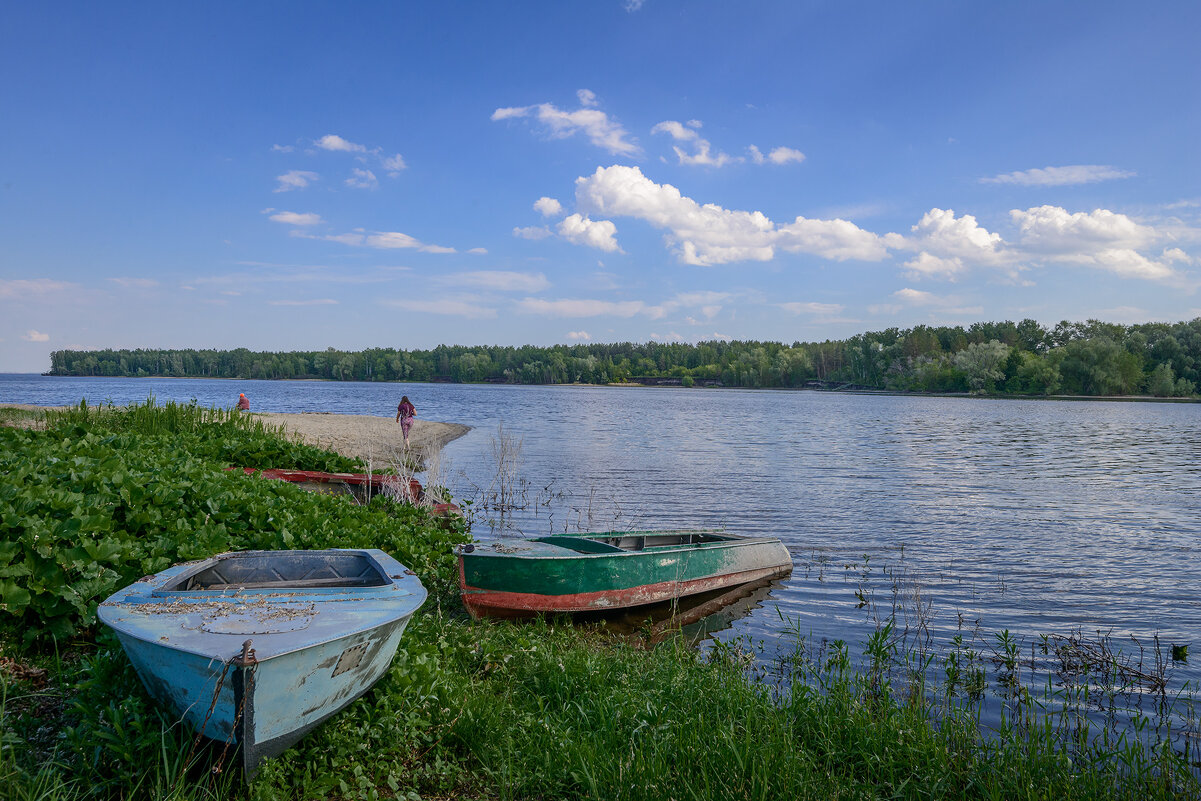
<box><xmin>2</xmin><ymin>2</ymin><xmax>1200</xmax><ymax>373</ymax></box>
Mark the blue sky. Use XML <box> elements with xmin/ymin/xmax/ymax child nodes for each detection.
<box><xmin>2</xmin><ymin>1</ymin><xmax>1199</xmax><ymax>372</ymax></box>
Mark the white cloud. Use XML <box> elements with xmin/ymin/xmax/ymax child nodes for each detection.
<box><xmin>516</xmin><ymin>297</ymin><xmax>647</xmax><ymax>318</ymax></box>
<box><xmin>438</xmin><ymin>271</ymin><xmax>550</xmax><ymax>292</ymax></box>
<box><xmin>982</xmin><ymin>165</ymin><xmax>1135</xmax><ymax>186</ymax></box>
<box><xmin>1010</xmin><ymin>206</ymin><xmax>1154</xmax><ymax>253</ymax></box>
<box><xmin>0</xmin><ymin>279</ymin><xmax>75</xmax><ymax>299</ymax></box>
<box><xmin>365</xmin><ymin>231</ymin><xmax>454</xmax><ymax>253</ymax></box>
<box><xmin>567</xmin><ymin>330</ymin><xmax>592</xmax><ymax>340</ymax></box>
<box><xmin>268</xmin><ymin>210</ymin><xmax>323</xmax><ymax>226</ymax></box>
<box><xmin>779</xmin><ymin>301</ymin><xmax>845</xmax><ymax>316</ymax></box>
<box><xmin>383</xmin><ymin>298</ymin><xmax>497</xmax><ymax>319</ymax></box>
<box><xmin>894</xmin><ymin>288</ymin><xmax>939</xmax><ymax>305</ymax></box>
<box><xmin>557</xmin><ymin>213</ymin><xmax>621</xmax><ymax>252</ymax></box>
<box><xmin>577</xmin><ymin>89</ymin><xmax>598</xmax><ymax>107</ymax></box>
<box><xmin>514</xmin><ymin>225</ymin><xmax>553</xmax><ymax>240</ymax></box>
<box><xmin>382</xmin><ymin>154</ymin><xmax>406</xmax><ymax>175</ymax></box>
<box><xmin>574</xmin><ymin>165</ymin><xmax>889</xmax><ymax>265</ymax></box>
<box><xmin>895</xmin><ymin>208</ymin><xmax>1011</xmax><ymax>281</ymax></box>
<box><xmin>294</xmin><ymin>228</ymin><xmax>456</xmax><ymax>253</ymax></box>
<box><xmin>108</xmin><ymin>277</ymin><xmax>160</xmax><ymax>289</ymax></box>
<box><xmin>274</xmin><ymin>170</ymin><xmax>319</xmax><ymax>192</ymax></box>
<box><xmin>1009</xmin><ymin>205</ymin><xmax>1177</xmax><ymax>280</ymax></box>
<box><xmin>534</xmin><ymin>196</ymin><xmax>563</xmax><ymax>217</ymax></box>
<box><xmin>751</xmin><ymin>145</ymin><xmax>806</xmax><ymax>165</ymax></box>
<box><xmin>492</xmin><ymin>93</ymin><xmax>640</xmax><ymax>156</ymax></box>
<box><xmin>467</xmin><ymin>247</ymin><xmax>488</xmax><ymax>255</ymax></box>
<box><xmin>271</xmin><ymin>144</ymin><xmax>295</xmax><ymax>153</ymax></box>
<box><xmin>652</xmin><ymin>120</ymin><xmax>735</xmax><ymax>167</ymax></box>
<box><xmin>346</xmin><ymin>168</ymin><xmax>378</xmax><ymax>189</ymax></box>
<box><xmin>650</xmin><ymin>331</ymin><xmax>685</xmax><ymax>342</ymax></box>
<box><xmin>902</xmin><ymin>252</ymin><xmax>966</xmax><ymax>280</ymax></box>
<box><xmin>268</xmin><ymin>298</ymin><xmax>338</xmax><ymax>306</ymax></box>
<box><xmin>21</xmin><ymin>329</ymin><xmax>50</xmax><ymax>342</ymax></box>
<box><xmin>315</xmin><ymin>134</ymin><xmax>368</xmax><ymax>153</ymax></box>
<box><xmin>708</xmin><ymin>332</ymin><xmax>733</xmax><ymax>341</ymax></box>
<box><xmin>766</xmin><ymin>146</ymin><xmax>806</xmax><ymax>165</ymax></box>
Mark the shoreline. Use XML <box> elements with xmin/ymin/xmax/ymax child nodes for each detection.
<box><xmin>0</xmin><ymin>404</ymin><xmax>472</xmax><ymax>467</ymax></box>
<box><xmin>12</xmin><ymin>373</ymin><xmax>1198</xmax><ymax>403</ymax></box>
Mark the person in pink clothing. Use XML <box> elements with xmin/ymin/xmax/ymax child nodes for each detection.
<box><xmin>395</xmin><ymin>395</ymin><xmax>416</xmax><ymax>445</ymax></box>
<box><xmin>236</xmin><ymin>393</ymin><xmax>250</xmax><ymax>411</ymax></box>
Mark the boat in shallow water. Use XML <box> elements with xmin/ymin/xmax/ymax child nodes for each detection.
<box><xmin>98</xmin><ymin>549</ymin><xmax>426</xmax><ymax>777</ymax></box>
<box><xmin>456</xmin><ymin>529</ymin><xmax>792</xmax><ymax>619</ymax></box>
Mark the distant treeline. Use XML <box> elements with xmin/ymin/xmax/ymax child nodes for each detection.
<box><xmin>47</xmin><ymin>317</ymin><xmax>1201</xmax><ymax>397</ymax></box>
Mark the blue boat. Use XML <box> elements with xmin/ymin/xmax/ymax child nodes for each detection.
<box><xmin>97</xmin><ymin>549</ymin><xmax>426</xmax><ymax>776</ymax></box>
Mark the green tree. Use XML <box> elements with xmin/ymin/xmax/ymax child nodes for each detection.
<box><xmin>953</xmin><ymin>340</ymin><xmax>1011</xmax><ymax>394</ymax></box>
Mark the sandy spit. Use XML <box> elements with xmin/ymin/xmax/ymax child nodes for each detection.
<box><xmin>0</xmin><ymin>404</ymin><xmax>470</xmax><ymax>468</ymax></box>
<box><xmin>253</xmin><ymin>412</ymin><xmax>470</xmax><ymax>468</ymax></box>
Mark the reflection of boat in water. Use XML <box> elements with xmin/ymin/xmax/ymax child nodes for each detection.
<box><xmin>457</xmin><ymin>530</ymin><xmax>792</xmax><ymax>619</ymax></box>
<box><xmin>584</xmin><ymin>576</ymin><xmax>786</xmax><ymax>647</ymax></box>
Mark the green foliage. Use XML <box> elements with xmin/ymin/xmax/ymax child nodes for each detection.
<box><xmin>45</xmin><ymin>316</ymin><xmax>1201</xmax><ymax>397</ymax></box>
<box><xmin>0</xmin><ymin>405</ymin><xmax>460</xmax><ymax>643</ymax></box>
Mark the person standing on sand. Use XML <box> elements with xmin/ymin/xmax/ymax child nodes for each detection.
<box><xmin>237</xmin><ymin>393</ymin><xmax>250</xmax><ymax>411</ymax></box>
<box><xmin>395</xmin><ymin>395</ymin><xmax>416</xmax><ymax>445</ymax></box>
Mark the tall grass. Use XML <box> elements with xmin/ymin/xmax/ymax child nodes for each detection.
<box><xmin>44</xmin><ymin>397</ymin><xmax>290</xmax><ymax>439</ymax></box>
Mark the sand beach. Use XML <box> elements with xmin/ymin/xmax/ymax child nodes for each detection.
<box><xmin>0</xmin><ymin>404</ymin><xmax>470</xmax><ymax>469</ymax></box>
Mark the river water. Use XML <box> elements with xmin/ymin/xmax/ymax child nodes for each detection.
<box><xmin>4</xmin><ymin>374</ymin><xmax>1200</xmax><ymax>725</ymax></box>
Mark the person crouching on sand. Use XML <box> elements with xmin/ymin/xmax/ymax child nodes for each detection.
<box><xmin>237</xmin><ymin>393</ymin><xmax>250</xmax><ymax>411</ymax></box>
<box><xmin>396</xmin><ymin>395</ymin><xmax>416</xmax><ymax>445</ymax></box>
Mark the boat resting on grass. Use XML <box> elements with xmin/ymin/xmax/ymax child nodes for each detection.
<box><xmin>456</xmin><ymin>529</ymin><xmax>792</xmax><ymax>619</ymax></box>
<box><xmin>98</xmin><ymin>549</ymin><xmax>426</xmax><ymax>777</ymax></box>
<box><xmin>226</xmin><ymin>467</ymin><xmax>461</xmax><ymax>517</ymax></box>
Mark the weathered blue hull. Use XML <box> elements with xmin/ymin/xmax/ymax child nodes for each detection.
<box><xmin>98</xmin><ymin>549</ymin><xmax>426</xmax><ymax>776</ymax></box>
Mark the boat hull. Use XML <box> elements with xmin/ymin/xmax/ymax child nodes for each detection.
<box><xmin>98</xmin><ymin>548</ymin><xmax>425</xmax><ymax>776</ymax></box>
<box><xmin>458</xmin><ymin>532</ymin><xmax>792</xmax><ymax>619</ymax></box>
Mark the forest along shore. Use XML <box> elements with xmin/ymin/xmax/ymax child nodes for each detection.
<box><xmin>0</xmin><ymin>404</ymin><xmax>470</xmax><ymax>469</ymax></box>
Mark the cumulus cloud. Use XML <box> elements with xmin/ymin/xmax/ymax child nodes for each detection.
<box><xmin>274</xmin><ymin>170</ymin><xmax>319</xmax><ymax>192</ymax></box>
<box><xmin>438</xmin><ymin>271</ymin><xmax>550</xmax><ymax>292</ymax></box>
<box><xmin>315</xmin><ymin>134</ymin><xmax>368</xmax><ymax>153</ymax></box>
<box><xmin>652</xmin><ymin>119</ymin><xmax>735</xmax><ymax>167</ymax></box>
<box><xmin>0</xmin><ymin>279</ymin><xmax>75</xmax><ymax>299</ymax></box>
<box><xmin>492</xmin><ymin>92</ymin><xmax>640</xmax><ymax>156</ymax></box>
<box><xmin>383</xmin><ymin>297</ymin><xmax>497</xmax><ymax>319</ymax></box>
<box><xmin>534</xmin><ymin>196</ymin><xmax>564</xmax><ymax>217</ymax></box>
<box><xmin>896</xmin><ymin>208</ymin><xmax>1007</xmax><ymax>280</ymax></box>
<box><xmin>346</xmin><ymin>168</ymin><xmax>378</xmax><ymax>189</ymax></box>
<box><xmin>573</xmin><ymin>165</ymin><xmax>888</xmax><ymax>265</ymax></box>
<box><xmin>1009</xmin><ymin>205</ymin><xmax>1176</xmax><ymax>280</ymax></box>
<box><xmin>567</xmin><ymin>330</ymin><xmax>592</xmax><ymax>340</ymax></box>
<box><xmin>268</xmin><ymin>210</ymin><xmax>323</xmax><ymax>226</ymax></box>
<box><xmin>514</xmin><ymin>225</ymin><xmax>553</xmax><ymax>240</ymax></box>
<box><xmin>21</xmin><ymin>330</ymin><xmax>50</xmax><ymax>342</ymax></box>
<box><xmin>557</xmin><ymin>214</ymin><xmax>621</xmax><ymax>252</ymax></box>
<box><xmin>271</xmin><ymin>144</ymin><xmax>295</xmax><ymax>153</ymax></box>
<box><xmin>268</xmin><ymin>298</ymin><xmax>338</xmax><ymax>306</ymax></box>
<box><xmin>982</xmin><ymin>165</ymin><xmax>1135</xmax><ymax>186</ymax></box>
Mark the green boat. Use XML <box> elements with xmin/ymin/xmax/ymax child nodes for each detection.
<box><xmin>456</xmin><ymin>529</ymin><xmax>792</xmax><ymax>619</ymax></box>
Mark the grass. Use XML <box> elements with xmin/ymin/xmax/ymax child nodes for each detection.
<box><xmin>2</xmin><ymin>401</ymin><xmax>1199</xmax><ymax>800</ymax></box>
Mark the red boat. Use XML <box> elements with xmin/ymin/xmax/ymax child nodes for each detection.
<box><xmin>227</xmin><ymin>468</ymin><xmax>460</xmax><ymax>517</ymax></box>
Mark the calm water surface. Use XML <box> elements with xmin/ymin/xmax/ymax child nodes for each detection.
<box><xmin>4</xmin><ymin>374</ymin><xmax>1199</xmax><ymax>693</ymax></box>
